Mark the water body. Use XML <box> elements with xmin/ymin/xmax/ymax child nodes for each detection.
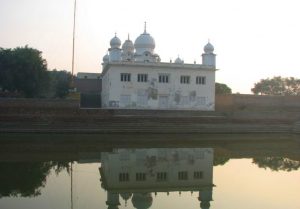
<box><xmin>0</xmin><ymin>134</ymin><xmax>300</xmax><ymax>209</ymax></box>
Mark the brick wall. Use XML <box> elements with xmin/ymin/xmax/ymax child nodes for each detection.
<box><xmin>216</xmin><ymin>94</ymin><xmax>300</xmax><ymax>111</ymax></box>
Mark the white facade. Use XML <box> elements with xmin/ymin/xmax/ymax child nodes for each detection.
<box><xmin>101</xmin><ymin>24</ymin><xmax>217</xmax><ymax>110</ymax></box>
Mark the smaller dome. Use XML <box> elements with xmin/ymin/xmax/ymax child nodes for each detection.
<box><xmin>175</xmin><ymin>56</ymin><xmax>184</xmax><ymax>64</ymax></box>
<box><xmin>204</xmin><ymin>42</ymin><xmax>214</xmax><ymax>53</ymax></box>
<box><xmin>110</xmin><ymin>34</ymin><xmax>121</xmax><ymax>49</ymax></box>
<box><xmin>103</xmin><ymin>54</ymin><xmax>109</xmax><ymax>63</ymax></box>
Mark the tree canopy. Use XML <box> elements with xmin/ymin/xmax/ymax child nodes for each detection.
<box><xmin>0</xmin><ymin>46</ymin><xmax>72</xmax><ymax>98</ymax></box>
<box><xmin>0</xmin><ymin>46</ymin><xmax>49</xmax><ymax>97</ymax></box>
<box><xmin>0</xmin><ymin>161</ymin><xmax>70</xmax><ymax>198</ymax></box>
<box><xmin>252</xmin><ymin>157</ymin><xmax>300</xmax><ymax>172</ymax></box>
<box><xmin>251</xmin><ymin>76</ymin><xmax>300</xmax><ymax>96</ymax></box>
<box><xmin>215</xmin><ymin>82</ymin><xmax>232</xmax><ymax>95</ymax></box>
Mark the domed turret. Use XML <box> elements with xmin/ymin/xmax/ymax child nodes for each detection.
<box><xmin>202</xmin><ymin>41</ymin><xmax>216</xmax><ymax>67</ymax></box>
<box><xmin>131</xmin><ymin>193</ymin><xmax>153</xmax><ymax>209</ymax></box>
<box><xmin>204</xmin><ymin>42</ymin><xmax>214</xmax><ymax>54</ymax></box>
<box><xmin>109</xmin><ymin>33</ymin><xmax>122</xmax><ymax>62</ymax></box>
<box><xmin>134</xmin><ymin>22</ymin><xmax>156</xmax><ymax>55</ymax></box>
<box><xmin>110</xmin><ymin>34</ymin><xmax>121</xmax><ymax>49</ymax></box>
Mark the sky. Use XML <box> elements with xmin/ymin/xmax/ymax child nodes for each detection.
<box><xmin>1</xmin><ymin>0</ymin><xmax>300</xmax><ymax>93</ymax></box>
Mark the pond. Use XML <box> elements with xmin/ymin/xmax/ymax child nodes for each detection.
<box><xmin>0</xmin><ymin>134</ymin><xmax>300</xmax><ymax>209</ymax></box>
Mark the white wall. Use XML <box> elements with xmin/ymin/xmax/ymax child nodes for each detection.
<box><xmin>102</xmin><ymin>63</ymin><xmax>215</xmax><ymax>110</ymax></box>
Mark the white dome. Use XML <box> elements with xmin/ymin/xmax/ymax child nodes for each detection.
<box><xmin>204</xmin><ymin>42</ymin><xmax>214</xmax><ymax>53</ymax></box>
<box><xmin>110</xmin><ymin>34</ymin><xmax>121</xmax><ymax>49</ymax></box>
<box><xmin>175</xmin><ymin>56</ymin><xmax>184</xmax><ymax>64</ymax></box>
<box><xmin>134</xmin><ymin>33</ymin><xmax>155</xmax><ymax>50</ymax></box>
<box><xmin>134</xmin><ymin>24</ymin><xmax>155</xmax><ymax>55</ymax></box>
<box><xmin>103</xmin><ymin>54</ymin><xmax>109</xmax><ymax>63</ymax></box>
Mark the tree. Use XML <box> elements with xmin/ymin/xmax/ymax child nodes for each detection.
<box><xmin>0</xmin><ymin>46</ymin><xmax>49</xmax><ymax>97</ymax></box>
<box><xmin>251</xmin><ymin>76</ymin><xmax>300</xmax><ymax>96</ymax></box>
<box><xmin>215</xmin><ymin>82</ymin><xmax>232</xmax><ymax>95</ymax></box>
<box><xmin>48</xmin><ymin>70</ymin><xmax>72</xmax><ymax>98</ymax></box>
<box><xmin>214</xmin><ymin>156</ymin><xmax>230</xmax><ymax>166</ymax></box>
<box><xmin>0</xmin><ymin>161</ymin><xmax>71</xmax><ymax>197</ymax></box>
<box><xmin>252</xmin><ymin>157</ymin><xmax>300</xmax><ymax>172</ymax></box>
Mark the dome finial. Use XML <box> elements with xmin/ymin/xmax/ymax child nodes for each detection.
<box><xmin>144</xmin><ymin>21</ymin><xmax>147</xmax><ymax>33</ymax></box>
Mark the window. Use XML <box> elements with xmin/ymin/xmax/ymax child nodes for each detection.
<box><xmin>138</xmin><ymin>74</ymin><xmax>148</xmax><ymax>82</ymax></box>
<box><xmin>119</xmin><ymin>173</ymin><xmax>129</xmax><ymax>182</ymax></box>
<box><xmin>136</xmin><ymin>173</ymin><xmax>146</xmax><ymax>181</ymax></box>
<box><xmin>196</xmin><ymin>76</ymin><xmax>206</xmax><ymax>85</ymax></box>
<box><xmin>156</xmin><ymin>172</ymin><xmax>167</xmax><ymax>181</ymax></box>
<box><xmin>194</xmin><ymin>171</ymin><xmax>203</xmax><ymax>179</ymax></box>
<box><xmin>84</xmin><ymin>76</ymin><xmax>88</xmax><ymax>79</ymax></box>
<box><xmin>180</xmin><ymin>76</ymin><xmax>190</xmax><ymax>84</ymax></box>
<box><xmin>159</xmin><ymin>74</ymin><xmax>170</xmax><ymax>83</ymax></box>
<box><xmin>178</xmin><ymin>171</ymin><xmax>188</xmax><ymax>180</ymax></box>
<box><xmin>121</xmin><ymin>73</ymin><xmax>131</xmax><ymax>82</ymax></box>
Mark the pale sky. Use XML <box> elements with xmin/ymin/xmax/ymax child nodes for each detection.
<box><xmin>1</xmin><ymin>0</ymin><xmax>300</xmax><ymax>93</ymax></box>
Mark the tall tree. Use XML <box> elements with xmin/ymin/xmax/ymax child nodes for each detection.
<box><xmin>215</xmin><ymin>82</ymin><xmax>232</xmax><ymax>95</ymax></box>
<box><xmin>252</xmin><ymin>76</ymin><xmax>300</xmax><ymax>96</ymax></box>
<box><xmin>0</xmin><ymin>46</ymin><xmax>49</xmax><ymax>97</ymax></box>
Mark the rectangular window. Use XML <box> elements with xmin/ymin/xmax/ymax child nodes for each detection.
<box><xmin>159</xmin><ymin>74</ymin><xmax>170</xmax><ymax>83</ymax></box>
<box><xmin>136</xmin><ymin>173</ymin><xmax>146</xmax><ymax>181</ymax></box>
<box><xmin>137</xmin><ymin>74</ymin><xmax>148</xmax><ymax>82</ymax></box>
<box><xmin>180</xmin><ymin>76</ymin><xmax>190</xmax><ymax>84</ymax></box>
<box><xmin>119</xmin><ymin>173</ymin><xmax>129</xmax><ymax>182</ymax></box>
<box><xmin>194</xmin><ymin>171</ymin><xmax>203</xmax><ymax>179</ymax></box>
<box><xmin>121</xmin><ymin>73</ymin><xmax>131</xmax><ymax>82</ymax></box>
<box><xmin>156</xmin><ymin>172</ymin><xmax>167</xmax><ymax>181</ymax></box>
<box><xmin>178</xmin><ymin>171</ymin><xmax>188</xmax><ymax>180</ymax></box>
<box><xmin>196</xmin><ymin>76</ymin><xmax>206</xmax><ymax>85</ymax></box>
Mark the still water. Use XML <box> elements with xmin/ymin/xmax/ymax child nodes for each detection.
<box><xmin>0</xmin><ymin>134</ymin><xmax>300</xmax><ymax>209</ymax></box>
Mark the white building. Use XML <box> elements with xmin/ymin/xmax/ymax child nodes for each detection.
<box><xmin>101</xmin><ymin>24</ymin><xmax>217</xmax><ymax>110</ymax></box>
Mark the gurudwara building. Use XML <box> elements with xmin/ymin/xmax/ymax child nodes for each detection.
<box><xmin>101</xmin><ymin>24</ymin><xmax>217</xmax><ymax>110</ymax></box>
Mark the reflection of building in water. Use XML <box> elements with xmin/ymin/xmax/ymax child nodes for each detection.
<box><xmin>99</xmin><ymin>148</ymin><xmax>214</xmax><ymax>209</ymax></box>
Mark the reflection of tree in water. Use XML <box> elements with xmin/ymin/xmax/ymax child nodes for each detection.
<box><xmin>252</xmin><ymin>157</ymin><xmax>300</xmax><ymax>171</ymax></box>
<box><xmin>213</xmin><ymin>157</ymin><xmax>230</xmax><ymax>166</ymax></box>
<box><xmin>0</xmin><ymin>161</ymin><xmax>70</xmax><ymax>198</ymax></box>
